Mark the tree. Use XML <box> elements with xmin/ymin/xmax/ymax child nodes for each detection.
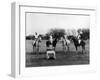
<box><xmin>71</xmin><ymin>29</ymin><xmax>77</xmax><ymax>36</ymax></box>
<box><xmin>82</xmin><ymin>29</ymin><xmax>90</xmax><ymax>40</ymax></box>
<box><xmin>77</xmin><ymin>28</ymin><xmax>90</xmax><ymax>40</ymax></box>
<box><xmin>26</xmin><ymin>35</ymin><xmax>35</xmax><ymax>40</ymax></box>
<box><xmin>47</xmin><ymin>28</ymin><xmax>66</xmax><ymax>39</ymax></box>
<box><xmin>42</xmin><ymin>34</ymin><xmax>50</xmax><ymax>40</ymax></box>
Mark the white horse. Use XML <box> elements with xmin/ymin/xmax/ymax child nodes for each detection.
<box><xmin>60</xmin><ymin>35</ymin><xmax>70</xmax><ymax>52</ymax></box>
<box><xmin>32</xmin><ymin>36</ymin><xmax>42</xmax><ymax>53</ymax></box>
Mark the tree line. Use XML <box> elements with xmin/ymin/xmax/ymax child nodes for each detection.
<box><xmin>26</xmin><ymin>28</ymin><xmax>90</xmax><ymax>40</ymax></box>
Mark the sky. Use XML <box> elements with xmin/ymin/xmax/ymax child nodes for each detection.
<box><xmin>26</xmin><ymin>12</ymin><xmax>90</xmax><ymax>36</ymax></box>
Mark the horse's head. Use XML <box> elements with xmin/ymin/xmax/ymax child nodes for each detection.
<box><xmin>69</xmin><ymin>35</ymin><xmax>77</xmax><ymax>43</ymax></box>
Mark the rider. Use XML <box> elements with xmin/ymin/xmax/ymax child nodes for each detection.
<box><xmin>34</xmin><ymin>32</ymin><xmax>42</xmax><ymax>43</ymax></box>
<box><xmin>34</xmin><ymin>32</ymin><xmax>38</xmax><ymax>39</ymax></box>
<box><xmin>77</xmin><ymin>30</ymin><xmax>83</xmax><ymax>44</ymax></box>
<box><xmin>33</xmin><ymin>32</ymin><xmax>39</xmax><ymax>44</ymax></box>
<box><xmin>50</xmin><ymin>35</ymin><xmax>53</xmax><ymax>43</ymax></box>
<box><xmin>49</xmin><ymin>35</ymin><xmax>54</xmax><ymax>48</ymax></box>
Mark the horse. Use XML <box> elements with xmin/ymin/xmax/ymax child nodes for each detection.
<box><xmin>70</xmin><ymin>36</ymin><xmax>85</xmax><ymax>53</ymax></box>
<box><xmin>46</xmin><ymin>37</ymin><xmax>58</xmax><ymax>51</ymax></box>
<box><xmin>32</xmin><ymin>36</ymin><xmax>42</xmax><ymax>53</ymax></box>
<box><xmin>60</xmin><ymin>36</ymin><xmax>71</xmax><ymax>52</ymax></box>
<box><xmin>46</xmin><ymin>36</ymin><xmax>58</xmax><ymax>59</ymax></box>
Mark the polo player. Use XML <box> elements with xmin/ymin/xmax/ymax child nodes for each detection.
<box><xmin>34</xmin><ymin>32</ymin><xmax>38</xmax><ymax>41</ymax></box>
<box><xmin>77</xmin><ymin>31</ymin><xmax>83</xmax><ymax>44</ymax></box>
<box><xmin>49</xmin><ymin>35</ymin><xmax>53</xmax><ymax>43</ymax></box>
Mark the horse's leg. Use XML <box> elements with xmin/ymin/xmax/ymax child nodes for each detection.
<box><xmin>32</xmin><ymin>43</ymin><xmax>34</xmax><ymax>53</ymax></box>
<box><xmin>35</xmin><ymin>42</ymin><xmax>38</xmax><ymax>54</ymax></box>
<box><xmin>64</xmin><ymin>45</ymin><xmax>65</xmax><ymax>52</ymax></box>
<box><xmin>64</xmin><ymin>45</ymin><xmax>66</xmax><ymax>53</ymax></box>
<box><xmin>63</xmin><ymin>43</ymin><xmax>64</xmax><ymax>51</ymax></box>
<box><xmin>75</xmin><ymin>46</ymin><xmax>78</xmax><ymax>53</ymax></box>
<box><xmin>62</xmin><ymin>41</ymin><xmax>66</xmax><ymax>53</ymax></box>
<box><xmin>54</xmin><ymin>47</ymin><xmax>56</xmax><ymax>52</ymax></box>
<box><xmin>33</xmin><ymin>46</ymin><xmax>34</xmax><ymax>53</ymax></box>
<box><xmin>37</xmin><ymin>44</ymin><xmax>38</xmax><ymax>54</ymax></box>
<box><xmin>67</xmin><ymin>45</ymin><xmax>69</xmax><ymax>52</ymax></box>
<box><xmin>38</xmin><ymin>42</ymin><xmax>41</xmax><ymax>54</ymax></box>
<box><xmin>62</xmin><ymin>42</ymin><xmax>65</xmax><ymax>52</ymax></box>
<box><xmin>82</xmin><ymin>45</ymin><xmax>85</xmax><ymax>54</ymax></box>
<box><xmin>33</xmin><ymin>45</ymin><xmax>37</xmax><ymax>54</ymax></box>
<box><xmin>82</xmin><ymin>46</ymin><xmax>83</xmax><ymax>54</ymax></box>
<box><xmin>37</xmin><ymin>42</ymin><xmax>40</xmax><ymax>54</ymax></box>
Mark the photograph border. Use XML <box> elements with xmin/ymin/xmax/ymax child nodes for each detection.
<box><xmin>11</xmin><ymin>2</ymin><xmax>96</xmax><ymax>78</ymax></box>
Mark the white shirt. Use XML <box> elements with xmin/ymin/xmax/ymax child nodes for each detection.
<box><xmin>34</xmin><ymin>34</ymin><xmax>38</xmax><ymax>39</ymax></box>
<box><xmin>49</xmin><ymin>35</ymin><xmax>53</xmax><ymax>43</ymax></box>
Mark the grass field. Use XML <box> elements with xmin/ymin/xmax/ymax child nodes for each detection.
<box><xmin>26</xmin><ymin>40</ymin><xmax>89</xmax><ymax>67</ymax></box>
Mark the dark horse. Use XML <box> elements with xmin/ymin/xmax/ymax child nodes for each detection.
<box><xmin>71</xmin><ymin>36</ymin><xmax>85</xmax><ymax>53</ymax></box>
<box><xmin>46</xmin><ymin>38</ymin><xmax>58</xmax><ymax>51</ymax></box>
